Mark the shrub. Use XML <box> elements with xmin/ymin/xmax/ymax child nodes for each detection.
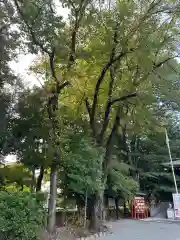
<box><xmin>0</xmin><ymin>191</ymin><xmax>46</xmax><ymax>240</ymax></box>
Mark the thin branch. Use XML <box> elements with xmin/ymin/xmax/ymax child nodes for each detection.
<box><xmin>62</xmin><ymin>0</ymin><xmax>89</xmax><ymax>83</ymax></box>
<box><xmin>31</xmin><ymin>3</ymin><xmax>45</xmax><ymax>26</ymax></box>
<box><xmin>110</xmin><ymin>93</ymin><xmax>137</xmax><ymax>105</ymax></box>
<box><xmin>49</xmin><ymin>48</ymin><xmax>70</xmax><ymax>90</ymax></box>
<box><xmin>166</xmin><ymin>62</ymin><xmax>180</xmax><ymax>77</ymax></box>
<box><xmin>147</xmin><ymin>0</ymin><xmax>163</xmax><ymax>14</ymax></box>
<box><xmin>126</xmin><ymin>0</ymin><xmax>163</xmax><ymax>41</ymax></box>
<box><xmin>68</xmin><ymin>0</ymin><xmax>77</xmax><ymax>11</ymax></box>
<box><xmin>154</xmin><ymin>56</ymin><xmax>178</xmax><ymax>68</ymax></box>
<box><xmin>13</xmin><ymin>0</ymin><xmax>50</xmax><ymax>55</ymax></box>
<box><xmin>68</xmin><ymin>0</ymin><xmax>89</xmax><ymax>67</ymax></box>
<box><xmin>98</xmin><ymin>93</ymin><xmax>137</xmax><ymax>144</ymax></box>
<box><xmin>134</xmin><ymin>55</ymin><xmax>179</xmax><ymax>86</ymax></box>
<box><xmin>90</xmin><ymin>51</ymin><xmax>129</xmax><ymax>124</ymax></box>
<box><xmin>14</xmin><ymin>0</ymin><xmax>71</xmax><ymax>88</ymax></box>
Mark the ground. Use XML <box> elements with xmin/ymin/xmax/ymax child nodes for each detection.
<box><xmin>100</xmin><ymin>220</ymin><xmax>180</xmax><ymax>240</ymax></box>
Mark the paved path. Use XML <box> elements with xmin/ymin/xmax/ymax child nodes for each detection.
<box><xmin>100</xmin><ymin>220</ymin><xmax>180</xmax><ymax>240</ymax></box>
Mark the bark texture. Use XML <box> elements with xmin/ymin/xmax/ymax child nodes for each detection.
<box><xmin>47</xmin><ymin>166</ymin><xmax>57</xmax><ymax>232</ymax></box>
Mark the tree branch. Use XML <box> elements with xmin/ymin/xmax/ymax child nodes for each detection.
<box><xmin>85</xmin><ymin>97</ymin><xmax>97</xmax><ymax>138</ymax></box>
<box><xmin>96</xmin><ymin>23</ymin><xmax>119</xmax><ymax>143</ymax></box>
<box><xmin>89</xmin><ymin>0</ymin><xmax>172</xmax><ymax>134</ymax></box>
<box><xmin>49</xmin><ymin>47</ymin><xmax>57</xmax><ymax>81</ymax></box>
<box><xmin>103</xmin><ymin>107</ymin><xmax>121</xmax><ymax>174</ymax></box>
<box><xmin>154</xmin><ymin>56</ymin><xmax>178</xmax><ymax>68</ymax></box>
<box><xmin>90</xmin><ymin>17</ymin><xmax>136</xmax><ymax>142</ymax></box>
<box><xmin>98</xmin><ymin>92</ymin><xmax>137</xmax><ymax>144</ymax></box>
<box><xmin>110</xmin><ymin>93</ymin><xmax>137</xmax><ymax>105</ymax></box>
<box><xmin>134</xmin><ymin>55</ymin><xmax>179</xmax><ymax>87</ymax></box>
<box><xmin>85</xmin><ymin>97</ymin><xmax>91</xmax><ymax>117</ymax></box>
<box><xmin>13</xmin><ymin>0</ymin><xmax>51</xmax><ymax>55</ymax></box>
<box><xmin>31</xmin><ymin>3</ymin><xmax>45</xmax><ymax>26</ymax></box>
<box><xmin>68</xmin><ymin>0</ymin><xmax>89</xmax><ymax>67</ymax></box>
<box><xmin>90</xmin><ymin>51</ymin><xmax>129</xmax><ymax>126</ymax></box>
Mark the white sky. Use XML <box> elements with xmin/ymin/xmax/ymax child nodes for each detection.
<box><xmin>10</xmin><ymin>54</ymin><xmax>39</xmax><ymax>87</ymax></box>
<box><xmin>5</xmin><ymin>154</ymin><xmax>17</xmax><ymax>164</ymax></box>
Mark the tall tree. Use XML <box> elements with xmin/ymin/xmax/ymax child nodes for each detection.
<box><xmin>57</xmin><ymin>0</ymin><xmax>180</xmax><ymax>227</ymax></box>
<box><xmin>13</xmin><ymin>0</ymin><xmax>93</xmax><ymax>231</ymax></box>
<box><xmin>0</xmin><ymin>0</ymin><xmax>22</xmax><ymax>161</ymax></box>
<box><xmin>13</xmin><ymin>0</ymin><xmax>180</xmax><ymax>230</ymax></box>
<box><xmin>9</xmin><ymin>87</ymin><xmax>53</xmax><ymax>192</ymax></box>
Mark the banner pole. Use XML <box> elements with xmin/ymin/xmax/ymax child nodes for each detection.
<box><xmin>165</xmin><ymin>128</ymin><xmax>178</xmax><ymax>193</ymax></box>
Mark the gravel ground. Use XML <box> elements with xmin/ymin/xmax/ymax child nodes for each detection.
<box><xmin>99</xmin><ymin>219</ymin><xmax>180</xmax><ymax>240</ymax></box>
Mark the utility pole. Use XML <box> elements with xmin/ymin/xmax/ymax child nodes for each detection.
<box><xmin>165</xmin><ymin>128</ymin><xmax>178</xmax><ymax>194</ymax></box>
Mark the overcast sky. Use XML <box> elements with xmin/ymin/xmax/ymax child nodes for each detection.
<box><xmin>10</xmin><ymin>54</ymin><xmax>39</xmax><ymax>87</ymax></box>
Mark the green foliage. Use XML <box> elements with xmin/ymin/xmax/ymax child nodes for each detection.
<box><xmin>0</xmin><ymin>1</ymin><xmax>23</xmax><ymax>158</ymax></box>
<box><xmin>107</xmin><ymin>161</ymin><xmax>137</xmax><ymax>199</ymax></box>
<box><xmin>60</xmin><ymin>133</ymin><xmax>103</xmax><ymax>198</ymax></box>
<box><xmin>125</xmin><ymin>124</ymin><xmax>180</xmax><ymax>199</ymax></box>
<box><xmin>15</xmin><ymin>0</ymin><xmax>66</xmax><ymax>55</ymax></box>
<box><xmin>0</xmin><ymin>191</ymin><xmax>46</xmax><ymax>240</ymax></box>
<box><xmin>10</xmin><ymin>88</ymin><xmax>53</xmax><ymax>172</ymax></box>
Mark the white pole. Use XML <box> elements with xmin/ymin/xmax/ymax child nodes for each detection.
<box><xmin>165</xmin><ymin>129</ymin><xmax>178</xmax><ymax>194</ymax></box>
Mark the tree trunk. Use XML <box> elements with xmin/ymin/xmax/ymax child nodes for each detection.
<box><xmin>31</xmin><ymin>167</ymin><xmax>36</xmax><ymax>192</ymax></box>
<box><xmin>36</xmin><ymin>166</ymin><xmax>44</xmax><ymax>192</ymax></box>
<box><xmin>104</xmin><ymin>196</ymin><xmax>108</xmax><ymax>220</ymax></box>
<box><xmin>84</xmin><ymin>190</ymin><xmax>88</xmax><ymax>228</ymax></box>
<box><xmin>87</xmin><ymin>196</ymin><xmax>94</xmax><ymax>221</ymax></box>
<box><xmin>89</xmin><ymin>189</ymin><xmax>105</xmax><ymax>230</ymax></box>
<box><xmin>90</xmin><ymin>197</ymin><xmax>101</xmax><ymax>230</ymax></box>
<box><xmin>124</xmin><ymin>199</ymin><xmax>129</xmax><ymax>217</ymax></box>
<box><xmin>47</xmin><ymin>166</ymin><xmax>57</xmax><ymax>233</ymax></box>
<box><xmin>123</xmin><ymin>200</ymin><xmax>126</xmax><ymax>217</ymax></box>
<box><xmin>115</xmin><ymin>198</ymin><xmax>119</xmax><ymax>220</ymax></box>
<box><xmin>99</xmin><ymin>190</ymin><xmax>105</xmax><ymax>221</ymax></box>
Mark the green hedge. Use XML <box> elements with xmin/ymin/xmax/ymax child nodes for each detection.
<box><xmin>0</xmin><ymin>191</ymin><xmax>46</xmax><ymax>240</ymax></box>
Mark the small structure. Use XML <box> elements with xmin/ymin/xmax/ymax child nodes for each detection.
<box><xmin>131</xmin><ymin>193</ymin><xmax>149</xmax><ymax>219</ymax></box>
<box><xmin>167</xmin><ymin>203</ymin><xmax>174</xmax><ymax>219</ymax></box>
